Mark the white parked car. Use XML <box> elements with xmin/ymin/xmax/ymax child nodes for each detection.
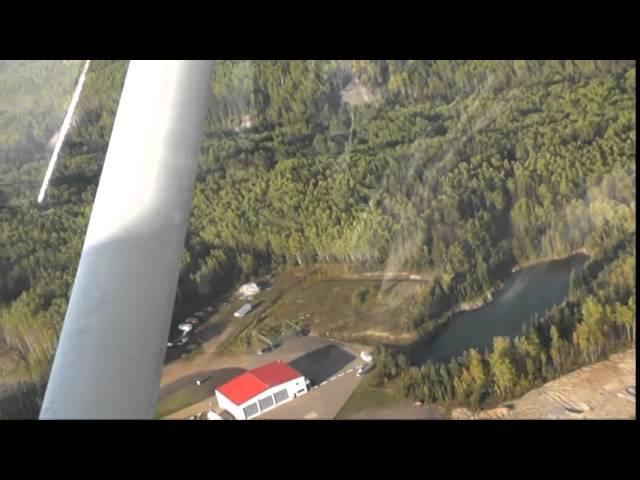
<box><xmin>178</xmin><ymin>323</ymin><xmax>193</xmax><ymax>334</ymax></box>
<box><xmin>360</xmin><ymin>351</ymin><xmax>373</xmax><ymax>363</ymax></box>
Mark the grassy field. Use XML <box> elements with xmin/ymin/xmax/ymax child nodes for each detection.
<box><xmin>336</xmin><ymin>378</ymin><xmax>399</xmax><ymax>419</ymax></box>
<box><xmin>155</xmin><ymin>383</ymin><xmax>212</xmax><ymax>419</ymax></box>
<box><xmin>221</xmin><ymin>265</ymin><xmax>431</xmax><ymax>351</ymax></box>
<box><xmin>0</xmin><ymin>348</ymin><xmax>21</xmax><ymax>379</ymax></box>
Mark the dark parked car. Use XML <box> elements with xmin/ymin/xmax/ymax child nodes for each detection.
<box><xmin>167</xmin><ymin>336</ymin><xmax>189</xmax><ymax>347</ymax></box>
<box><xmin>185</xmin><ymin>317</ymin><xmax>201</xmax><ymax>326</ymax></box>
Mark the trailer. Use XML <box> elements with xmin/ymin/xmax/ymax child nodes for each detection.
<box><xmin>234</xmin><ymin>303</ymin><xmax>252</xmax><ymax>318</ymax></box>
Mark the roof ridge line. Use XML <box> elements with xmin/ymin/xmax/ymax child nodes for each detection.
<box><xmin>246</xmin><ymin>371</ymin><xmax>269</xmax><ymax>389</ymax></box>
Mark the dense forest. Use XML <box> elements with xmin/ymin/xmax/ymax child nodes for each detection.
<box><xmin>0</xmin><ymin>60</ymin><xmax>635</xmax><ymax>417</ymax></box>
<box><xmin>373</xmin><ymin>234</ymin><xmax>635</xmax><ymax>410</ymax></box>
<box><xmin>0</xmin><ymin>60</ymin><xmax>85</xmax><ymax>166</ymax></box>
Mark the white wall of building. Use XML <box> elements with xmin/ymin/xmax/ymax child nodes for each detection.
<box><xmin>215</xmin><ymin>391</ymin><xmax>245</xmax><ymax>420</ymax></box>
<box><xmin>215</xmin><ymin>375</ymin><xmax>308</xmax><ymax>420</ymax></box>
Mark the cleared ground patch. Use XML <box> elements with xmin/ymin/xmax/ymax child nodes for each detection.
<box><xmin>336</xmin><ymin>381</ymin><xmax>399</xmax><ymax>418</ymax></box>
<box><xmin>223</xmin><ymin>265</ymin><xmax>431</xmax><ymax>351</ymax></box>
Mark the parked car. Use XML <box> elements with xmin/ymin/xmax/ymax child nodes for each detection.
<box><xmin>167</xmin><ymin>336</ymin><xmax>189</xmax><ymax>347</ymax></box>
<box><xmin>196</xmin><ymin>375</ymin><xmax>212</xmax><ymax>386</ymax></box>
<box><xmin>257</xmin><ymin>346</ymin><xmax>272</xmax><ymax>355</ymax></box>
<box><xmin>357</xmin><ymin>363</ymin><xmax>373</xmax><ymax>377</ymax></box>
<box><xmin>178</xmin><ymin>323</ymin><xmax>194</xmax><ymax>334</ymax></box>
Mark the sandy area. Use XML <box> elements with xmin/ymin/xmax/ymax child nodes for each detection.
<box><xmin>453</xmin><ymin>349</ymin><xmax>635</xmax><ymax>420</ymax></box>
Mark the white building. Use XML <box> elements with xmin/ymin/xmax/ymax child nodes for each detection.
<box><xmin>215</xmin><ymin>361</ymin><xmax>308</xmax><ymax>420</ymax></box>
<box><xmin>238</xmin><ymin>282</ymin><xmax>260</xmax><ymax>298</ymax></box>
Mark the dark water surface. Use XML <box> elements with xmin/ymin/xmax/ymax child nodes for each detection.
<box><xmin>408</xmin><ymin>254</ymin><xmax>588</xmax><ymax>365</ymax></box>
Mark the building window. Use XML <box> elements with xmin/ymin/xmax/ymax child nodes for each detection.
<box><xmin>258</xmin><ymin>395</ymin><xmax>275</xmax><ymax>412</ymax></box>
<box><xmin>274</xmin><ymin>389</ymin><xmax>289</xmax><ymax>404</ymax></box>
<box><xmin>243</xmin><ymin>402</ymin><xmax>259</xmax><ymax>418</ymax></box>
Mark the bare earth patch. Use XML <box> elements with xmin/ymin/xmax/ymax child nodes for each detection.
<box><xmin>452</xmin><ymin>349</ymin><xmax>635</xmax><ymax>420</ymax></box>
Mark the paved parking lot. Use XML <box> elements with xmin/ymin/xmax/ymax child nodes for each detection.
<box><xmin>160</xmin><ymin>335</ymin><xmax>368</xmax><ymax>419</ymax></box>
<box><xmin>259</xmin><ymin>354</ymin><xmax>364</xmax><ymax>420</ymax></box>
<box><xmin>158</xmin><ymin>367</ymin><xmax>245</xmax><ymax>401</ymax></box>
<box><xmin>289</xmin><ymin>344</ymin><xmax>356</xmax><ymax>384</ymax></box>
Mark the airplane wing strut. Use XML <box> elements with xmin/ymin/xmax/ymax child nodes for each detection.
<box><xmin>40</xmin><ymin>60</ymin><xmax>214</xmax><ymax>419</ymax></box>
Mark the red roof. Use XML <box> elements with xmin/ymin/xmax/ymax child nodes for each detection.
<box><xmin>216</xmin><ymin>361</ymin><xmax>303</xmax><ymax>406</ymax></box>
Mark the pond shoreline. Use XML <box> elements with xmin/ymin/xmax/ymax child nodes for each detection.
<box><xmin>511</xmin><ymin>248</ymin><xmax>590</xmax><ymax>273</ymax></box>
<box><xmin>324</xmin><ymin>250</ymin><xmax>591</xmax><ymax>349</ymax></box>
<box><xmin>406</xmin><ymin>252</ymin><xmax>590</xmax><ymax>365</ymax></box>
<box><xmin>454</xmin><ymin>248</ymin><xmax>590</xmax><ymax>316</ymax></box>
